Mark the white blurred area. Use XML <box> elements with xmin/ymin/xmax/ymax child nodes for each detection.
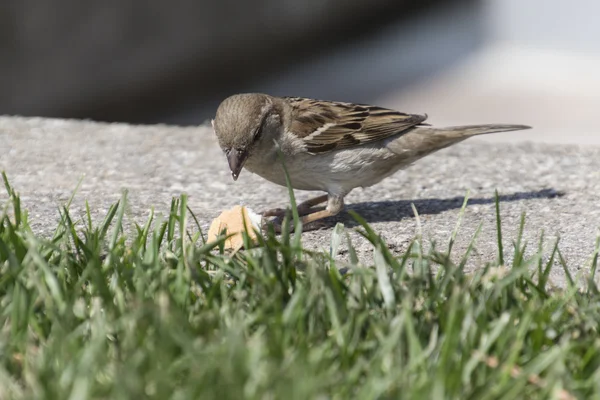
<box><xmin>387</xmin><ymin>45</ymin><xmax>600</xmax><ymax>145</ymax></box>
<box><xmin>249</xmin><ymin>0</ymin><xmax>599</xmax><ymax>145</ymax></box>
<box><xmin>385</xmin><ymin>0</ymin><xmax>600</xmax><ymax>145</ymax></box>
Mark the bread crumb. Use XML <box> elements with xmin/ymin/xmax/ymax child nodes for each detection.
<box><xmin>207</xmin><ymin>205</ymin><xmax>262</xmax><ymax>250</ymax></box>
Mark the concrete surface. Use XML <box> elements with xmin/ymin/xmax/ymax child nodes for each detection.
<box><xmin>1</xmin><ymin>116</ymin><xmax>599</xmax><ymax>286</ymax></box>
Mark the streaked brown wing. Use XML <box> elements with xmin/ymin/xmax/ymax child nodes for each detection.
<box><xmin>285</xmin><ymin>97</ymin><xmax>428</xmax><ymax>153</ymax></box>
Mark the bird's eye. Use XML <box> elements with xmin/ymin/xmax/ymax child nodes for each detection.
<box><xmin>253</xmin><ymin>127</ymin><xmax>262</xmax><ymax>141</ymax></box>
<box><xmin>223</xmin><ymin>148</ymin><xmax>231</xmax><ymax>155</ymax></box>
<box><xmin>253</xmin><ymin>114</ymin><xmax>269</xmax><ymax>141</ymax></box>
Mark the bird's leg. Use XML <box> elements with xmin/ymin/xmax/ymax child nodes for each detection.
<box><xmin>297</xmin><ymin>194</ymin><xmax>329</xmax><ymax>214</ymax></box>
<box><xmin>261</xmin><ymin>194</ymin><xmax>328</xmax><ymax>218</ymax></box>
<box><xmin>300</xmin><ymin>195</ymin><xmax>344</xmax><ymax>228</ymax></box>
<box><xmin>264</xmin><ymin>195</ymin><xmax>344</xmax><ymax>233</ymax></box>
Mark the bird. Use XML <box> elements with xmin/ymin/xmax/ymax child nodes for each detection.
<box><xmin>211</xmin><ymin>93</ymin><xmax>531</xmax><ymax>229</ymax></box>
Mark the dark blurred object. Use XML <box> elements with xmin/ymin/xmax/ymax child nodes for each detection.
<box><xmin>0</xmin><ymin>0</ymin><xmax>445</xmax><ymax>124</ymax></box>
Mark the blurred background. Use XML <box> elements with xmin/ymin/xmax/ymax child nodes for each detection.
<box><xmin>1</xmin><ymin>0</ymin><xmax>598</xmax><ymax>144</ymax></box>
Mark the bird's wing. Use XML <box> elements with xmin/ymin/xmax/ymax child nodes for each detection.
<box><xmin>285</xmin><ymin>97</ymin><xmax>428</xmax><ymax>154</ymax></box>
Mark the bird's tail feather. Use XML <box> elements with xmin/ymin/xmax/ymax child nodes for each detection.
<box><xmin>387</xmin><ymin>124</ymin><xmax>531</xmax><ymax>159</ymax></box>
<box><xmin>436</xmin><ymin>124</ymin><xmax>532</xmax><ymax>137</ymax></box>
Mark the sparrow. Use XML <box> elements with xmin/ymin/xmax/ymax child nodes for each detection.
<box><xmin>211</xmin><ymin>93</ymin><xmax>530</xmax><ymax>228</ymax></box>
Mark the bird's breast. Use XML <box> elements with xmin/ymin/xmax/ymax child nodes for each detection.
<box><xmin>243</xmin><ymin>144</ymin><xmax>403</xmax><ymax>195</ymax></box>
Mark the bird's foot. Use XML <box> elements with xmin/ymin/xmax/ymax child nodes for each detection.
<box><xmin>261</xmin><ymin>208</ymin><xmax>288</xmax><ymax>218</ymax></box>
<box><xmin>260</xmin><ymin>194</ymin><xmax>329</xmax><ymax>219</ymax></box>
<box><xmin>261</xmin><ymin>208</ymin><xmax>334</xmax><ymax>234</ymax></box>
<box><xmin>261</xmin><ymin>218</ymin><xmax>329</xmax><ymax>234</ymax></box>
<box><xmin>260</xmin><ymin>195</ymin><xmax>339</xmax><ymax>233</ymax></box>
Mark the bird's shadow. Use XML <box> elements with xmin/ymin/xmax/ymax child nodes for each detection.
<box><xmin>309</xmin><ymin>188</ymin><xmax>564</xmax><ymax>230</ymax></box>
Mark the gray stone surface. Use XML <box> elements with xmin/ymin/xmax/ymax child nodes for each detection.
<box><xmin>1</xmin><ymin>116</ymin><xmax>599</xmax><ymax>285</ymax></box>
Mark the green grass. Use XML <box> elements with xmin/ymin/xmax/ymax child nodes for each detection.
<box><xmin>1</xmin><ymin>171</ymin><xmax>600</xmax><ymax>400</ymax></box>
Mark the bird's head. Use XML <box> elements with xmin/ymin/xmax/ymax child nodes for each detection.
<box><xmin>212</xmin><ymin>93</ymin><xmax>282</xmax><ymax>181</ymax></box>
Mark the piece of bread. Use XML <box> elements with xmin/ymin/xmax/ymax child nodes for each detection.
<box><xmin>207</xmin><ymin>205</ymin><xmax>262</xmax><ymax>250</ymax></box>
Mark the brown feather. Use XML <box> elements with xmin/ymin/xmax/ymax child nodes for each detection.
<box><xmin>284</xmin><ymin>97</ymin><xmax>428</xmax><ymax>153</ymax></box>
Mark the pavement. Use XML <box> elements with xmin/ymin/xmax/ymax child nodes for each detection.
<box><xmin>1</xmin><ymin>116</ymin><xmax>599</xmax><ymax>286</ymax></box>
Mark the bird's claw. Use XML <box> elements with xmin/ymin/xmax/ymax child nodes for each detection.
<box><xmin>261</xmin><ymin>217</ymin><xmax>286</xmax><ymax>234</ymax></box>
<box><xmin>261</xmin><ymin>208</ymin><xmax>288</xmax><ymax>218</ymax></box>
<box><xmin>260</xmin><ymin>216</ymin><xmax>329</xmax><ymax>234</ymax></box>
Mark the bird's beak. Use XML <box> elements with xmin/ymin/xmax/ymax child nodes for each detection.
<box><xmin>227</xmin><ymin>149</ymin><xmax>248</xmax><ymax>181</ymax></box>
